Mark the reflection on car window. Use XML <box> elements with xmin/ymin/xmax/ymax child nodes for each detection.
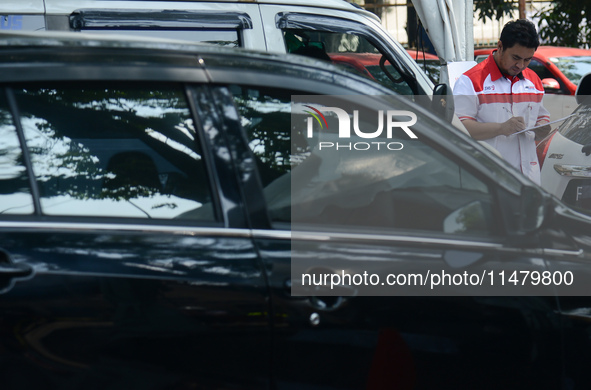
<box><xmin>0</xmin><ymin>92</ymin><xmax>34</xmax><ymax>215</ymax></box>
<box><xmin>287</xmin><ymin>120</ymin><xmax>495</xmax><ymax>236</ymax></box>
<box><xmin>528</xmin><ymin>59</ymin><xmax>568</xmax><ymax>95</ymax></box>
<box><xmin>231</xmin><ymin>86</ymin><xmax>497</xmax><ymax>237</ymax></box>
<box><xmin>283</xmin><ymin>29</ymin><xmax>414</xmax><ymax>95</ymax></box>
<box><xmin>529</xmin><ymin>59</ymin><xmax>554</xmax><ymax>80</ymax></box>
<box><xmin>551</xmin><ymin>56</ymin><xmax>591</xmax><ymax>85</ymax></box>
<box><xmin>14</xmin><ymin>83</ymin><xmax>215</xmax><ymax>221</ymax></box>
<box><xmin>230</xmin><ymin>85</ymin><xmax>306</xmax><ymax>182</ymax></box>
<box><xmin>558</xmin><ymin>104</ymin><xmax>591</xmax><ymax>145</ymax></box>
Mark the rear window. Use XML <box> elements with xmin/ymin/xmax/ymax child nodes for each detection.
<box><xmin>8</xmin><ymin>82</ymin><xmax>216</xmax><ymax>221</ymax></box>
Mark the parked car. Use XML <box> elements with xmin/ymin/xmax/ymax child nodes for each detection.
<box><xmin>538</xmin><ymin>72</ymin><xmax>591</xmax><ymax>213</ymax></box>
<box><xmin>0</xmin><ymin>0</ymin><xmax>441</xmax><ymax>99</ymax></box>
<box><xmin>3</xmin><ymin>31</ymin><xmax>591</xmax><ymax>389</ymax></box>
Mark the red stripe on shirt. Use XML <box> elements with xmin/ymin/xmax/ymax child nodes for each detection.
<box><xmin>478</xmin><ymin>93</ymin><xmax>544</xmax><ymax>104</ymax></box>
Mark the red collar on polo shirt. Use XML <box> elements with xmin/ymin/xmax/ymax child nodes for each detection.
<box><xmin>486</xmin><ymin>50</ymin><xmax>524</xmax><ymax>82</ymax></box>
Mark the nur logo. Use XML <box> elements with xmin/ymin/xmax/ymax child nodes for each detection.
<box><xmin>303</xmin><ymin>104</ymin><xmax>418</xmax><ymax>151</ymax></box>
<box><xmin>304</xmin><ymin>105</ymin><xmax>418</xmax><ymax>139</ymax></box>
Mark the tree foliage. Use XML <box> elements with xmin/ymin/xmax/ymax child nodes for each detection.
<box><xmin>473</xmin><ymin>0</ymin><xmax>516</xmax><ymax>23</ymax></box>
<box><xmin>534</xmin><ymin>1</ymin><xmax>591</xmax><ymax>48</ymax></box>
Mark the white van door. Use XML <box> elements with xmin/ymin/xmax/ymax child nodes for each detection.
<box><xmin>43</xmin><ymin>1</ymin><xmax>266</xmax><ymax>51</ymax></box>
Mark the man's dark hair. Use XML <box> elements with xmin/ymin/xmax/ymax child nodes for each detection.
<box><xmin>499</xmin><ymin>19</ymin><xmax>539</xmax><ymax>49</ymax></box>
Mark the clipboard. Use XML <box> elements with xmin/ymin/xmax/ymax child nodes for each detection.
<box><xmin>512</xmin><ymin>114</ymin><xmax>575</xmax><ymax>135</ymax></box>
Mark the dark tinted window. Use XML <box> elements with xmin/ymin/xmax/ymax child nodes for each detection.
<box><xmin>231</xmin><ymin>85</ymin><xmax>497</xmax><ymax>236</ymax></box>
<box><xmin>528</xmin><ymin>58</ymin><xmax>553</xmax><ymax>80</ymax></box>
<box><xmin>14</xmin><ymin>83</ymin><xmax>214</xmax><ymax>221</ymax></box>
<box><xmin>529</xmin><ymin>58</ymin><xmax>569</xmax><ymax>94</ymax></box>
<box><xmin>0</xmin><ymin>92</ymin><xmax>33</xmax><ymax>215</ymax></box>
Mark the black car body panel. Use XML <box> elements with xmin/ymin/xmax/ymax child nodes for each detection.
<box><xmin>0</xmin><ymin>32</ymin><xmax>590</xmax><ymax>389</ymax></box>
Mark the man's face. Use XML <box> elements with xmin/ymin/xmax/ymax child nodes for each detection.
<box><xmin>494</xmin><ymin>42</ymin><xmax>536</xmax><ymax>77</ymax></box>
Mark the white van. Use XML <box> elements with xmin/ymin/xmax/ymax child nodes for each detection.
<box><xmin>1</xmin><ymin>0</ymin><xmax>445</xmax><ymax>99</ymax></box>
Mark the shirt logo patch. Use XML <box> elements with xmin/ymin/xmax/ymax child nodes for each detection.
<box><xmin>484</xmin><ymin>85</ymin><xmax>495</xmax><ymax>91</ymax></box>
<box><xmin>530</xmin><ymin>161</ymin><xmax>538</xmax><ymax>166</ymax></box>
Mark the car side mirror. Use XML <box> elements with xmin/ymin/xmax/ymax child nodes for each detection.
<box><xmin>519</xmin><ymin>185</ymin><xmax>546</xmax><ymax>233</ymax></box>
<box><xmin>576</xmin><ymin>72</ymin><xmax>591</xmax><ymax>105</ymax></box>
<box><xmin>541</xmin><ymin>78</ymin><xmax>561</xmax><ymax>93</ymax></box>
<box><xmin>432</xmin><ymin>83</ymin><xmax>455</xmax><ymax>123</ymax></box>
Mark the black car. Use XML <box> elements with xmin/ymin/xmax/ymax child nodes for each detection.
<box><xmin>0</xmin><ymin>31</ymin><xmax>591</xmax><ymax>389</ymax></box>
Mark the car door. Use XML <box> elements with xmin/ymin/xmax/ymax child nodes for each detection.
<box><xmin>0</xmin><ymin>81</ymin><xmax>270</xmax><ymax>389</ymax></box>
<box><xmin>213</xmin><ymin>80</ymin><xmax>564</xmax><ymax>389</ymax></box>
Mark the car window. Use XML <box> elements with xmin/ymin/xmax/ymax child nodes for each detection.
<box><xmin>283</xmin><ymin>28</ymin><xmax>413</xmax><ymax>96</ymax></box>
<box><xmin>416</xmin><ymin>59</ymin><xmax>441</xmax><ymax>84</ymax></box>
<box><xmin>11</xmin><ymin>82</ymin><xmax>215</xmax><ymax>221</ymax></box>
<box><xmin>228</xmin><ymin>85</ymin><xmax>297</xmax><ymax>187</ymax></box>
<box><xmin>529</xmin><ymin>58</ymin><xmax>554</xmax><ymax>80</ymax></box>
<box><xmin>528</xmin><ymin>58</ymin><xmax>569</xmax><ymax>95</ymax></box>
<box><xmin>0</xmin><ymin>92</ymin><xmax>34</xmax><ymax>215</ymax></box>
<box><xmin>550</xmin><ymin>56</ymin><xmax>591</xmax><ymax>85</ymax></box>
<box><xmin>230</xmin><ymin>85</ymin><xmax>497</xmax><ymax>237</ymax></box>
<box><xmin>69</xmin><ymin>10</ymin><xmax>252</xmax><ymax>48</ymax></box>
<box><xmin>556</xmin><ymin>103</ymin><xmax>591</xmax><ymax>145</ymax></box>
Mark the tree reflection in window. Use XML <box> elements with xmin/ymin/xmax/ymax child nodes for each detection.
<box><xmin>14</xmin><ymin>83</ymin><xmax>214</xmax><ymax>221</ymax></box>
<box><xmin>0</xmin><ymin>93</ymin><xmax>34</xmax><ymax>215</ymax></box>
<box><xmin>230</xmin><ymin>86</ymin><xmax>310</xmax><ymax>187</ymax></box>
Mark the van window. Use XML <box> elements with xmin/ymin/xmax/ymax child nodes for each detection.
<box><xmin>284</xmin><ymin>29</ymin><xmax>413</xmax><ymax>95</ymax></box>
<box><xmin>277</xmin><ymin>13</ymin><xmax>418</xmax><ymax>95</ymax></box>
<box><xmin>69</xmin><ymin>10</ymin><xmax>253</xmax><ymax>47</ymax></box>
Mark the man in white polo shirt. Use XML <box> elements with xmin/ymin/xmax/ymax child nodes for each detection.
<box><xmin>454</xmin><ymin>19</ymin><xmax>550</xmax><ymax>184</ymax></box>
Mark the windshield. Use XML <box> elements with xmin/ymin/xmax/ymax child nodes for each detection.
<box><xmin>557</xmin><ymin>103</ymin><xmax>591</xmax><ymax>145</ymax></box>
<box><xmin>550</xmin><ymin>56</ymin><xmax>591</xmax><ymax>85</ymax></box>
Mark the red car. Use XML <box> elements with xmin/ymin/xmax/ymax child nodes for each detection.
<box><xmin>474</xmin><ymin>46</ymin><xmax>591</xmax><ymax>95</ymax></box>
<box><xmin>330</xmin><ymin>50</ymin><xmax>441</xmax><ymax>88</ymax></box>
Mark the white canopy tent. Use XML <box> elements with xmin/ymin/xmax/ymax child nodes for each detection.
<box><xmin>412</xmin><ymin>0</ymin><xmax>475</xmax><ymax>85</ymax></box>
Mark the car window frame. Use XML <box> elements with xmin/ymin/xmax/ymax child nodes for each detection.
<box><xmin>275</xmin><ymin>12</ymin><xmax>423</xmax><ymax>95</ymax></box>
<box><xmin>0</xmin><ymin>77</ymin><xmax>236</xmax><ymax>228</ymax></box>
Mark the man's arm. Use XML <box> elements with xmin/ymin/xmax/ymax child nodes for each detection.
<box><xmin>461</xmin><ymin>116</ymin><xmax>526</xmax><ymax>140</ymax></box>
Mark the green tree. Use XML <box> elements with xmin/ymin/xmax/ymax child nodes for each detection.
<box><xmin>473</xmin><ymin>0</ymin><xmax>516</xmax><ymax>23</ymax></box>
<box><xmin>534</xmin><ymin>1</ymin><xmax>591</xmax><ymax>48</ymax></box>
<box><xmin>360</xmin><ymin>0</ymin><xmax>516</xmax><ymax>23</ymax></box>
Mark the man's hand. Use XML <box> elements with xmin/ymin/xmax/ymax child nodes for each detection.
<box><xmin>500</xmin><ymin>116</ymin><xmax>525</xmax><ymax>136</ymax></box>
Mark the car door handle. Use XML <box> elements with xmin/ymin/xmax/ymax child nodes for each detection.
<box><xmin>0</xmin><ymin>249</ymin><xmax>34</xmax><ymax>281</ymax></box>
<box><xmin>0</xmin><ymin>262</ymin><xmax>33</xmax><ymax>278</ymax></box>
<box><xmin>284</xmin><ymin>279</ymin><xmax>346</xmax><ymax>311</ymax></box>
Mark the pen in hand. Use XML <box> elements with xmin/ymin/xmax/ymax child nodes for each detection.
<box><xmin>501</xmin><ymin>106</ymin><xmax>526</xmax><ymax>135</ymax></box>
